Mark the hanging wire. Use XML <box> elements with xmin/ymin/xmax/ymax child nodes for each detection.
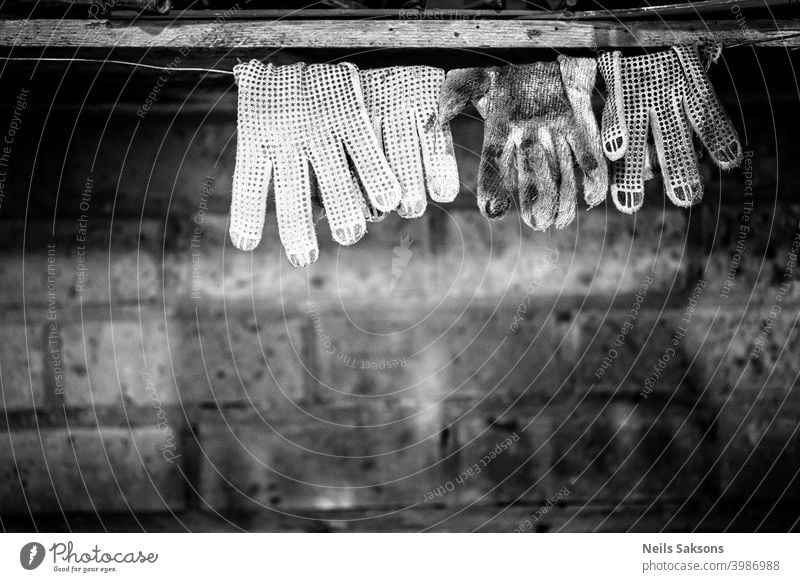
<box><xmin>0</xmin><ymin>55</ymin><xmax>234</xmax><ymax>75</ymax></box>
<box><xmin>725</xmin><ymin>31</ymin><xmax>800</xmax><ymax>49</ymax></box>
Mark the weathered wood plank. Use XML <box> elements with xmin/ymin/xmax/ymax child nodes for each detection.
<box><xmin>113</xmin><ymin>2</ymin><xmax>798</xmax><ymax>21</ymax></box>
<box><xmin>0</xmin><ymin>19</ymin><xmax>798</xmax><ymax>49</ymax></box>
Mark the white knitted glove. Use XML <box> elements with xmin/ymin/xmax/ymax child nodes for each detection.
<box><xmin>230</xmin><ymin>60</ymin><xmax>402</xmax><ymax>267</ymax></box>
<box><xmin>599</xmin><ymin>44</ymin><xmax>742</xmax><ymax>213</ymax></box>
<box><xmin>440</xmin><ymin>56</ymin><xmax>607</xmax><ymax>231</ymax></box>
<box><xmin>360</xmin><ymin>66</ymin><xmax>460</xmax><ymax>219</ymax></box>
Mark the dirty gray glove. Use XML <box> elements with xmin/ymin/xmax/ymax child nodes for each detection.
<box><xmin>440</xmin><ymin>56</ymin><xmax>607</xmax><ymax>230</ymax></box>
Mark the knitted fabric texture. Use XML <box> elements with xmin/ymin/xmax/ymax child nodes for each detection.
<box><xmin>440</xmin><ymin>57</ymin><xmax>607</xmax><ymax>231</ymax></box>
<box><xmin>360</xmin><ymin>66</ymin><xmax>460</xmax><ymax>219</ymax></box>
<box><xmin>230</xmin><ymin>60</ymin><xmax>402</xmax><ymax>267</ymax></box>
<box><xmin>598</xmin><ymin>44</ymin><xmax>743</xmax><ymax>214</ymax></box>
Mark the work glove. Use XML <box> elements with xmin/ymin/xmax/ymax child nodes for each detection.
<box><xmin>439</xmin><ymin>56</ymin><xmax>607</xmax><ymax>230</ymax></box>
<box><xmin>598</xmin><ymin>44</ymin><xmax>742</xmax><ymax>213</ymax></box>
<box><xmin>359</xmin><ymin>66</ymin><xmax>460</xmax><ymax>219</ymax></box>
<box><xmin>230</xmin><ymin>60</ymin><xmax>402</xmax><ymax>267</ymax></box>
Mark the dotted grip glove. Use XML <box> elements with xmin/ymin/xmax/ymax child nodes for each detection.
<box><xmin>360</xmin><ymin>66</ymin><xmax>460</xmax><ymax>219</ymax></box>
<box><xmin>230</xmin><ymin>60</ymin><xmax>402</xmax><ymax>267</ymax></box>
<box><xmin>599</xmin><ymin>45</ymin><xmax>743</xmax><ymax>213</ymax></box>
<box><xmin>439</xmin><ymin>56</ymin><xmax>607</xmax><ymax>230</ymax></box>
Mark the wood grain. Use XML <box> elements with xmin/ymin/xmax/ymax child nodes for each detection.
<box><xmin>112</xmin><ymin>2</ymin><xmax>799</xmax><ymax>21</ymax></box>
<box><xmin>0</xmin><ymin>19</ymin><xmax>798</xmax><ymax>49</ymax></box>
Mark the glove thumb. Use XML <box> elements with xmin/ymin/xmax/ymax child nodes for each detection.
<box><xmin>439</xmin><ymin>67</ymin><xmax>489</xmax><ymax>123</ymax></box>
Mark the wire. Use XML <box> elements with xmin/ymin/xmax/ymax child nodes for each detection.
<box><xmin>0</xmin><ymin>55</ymin><xmax>234</xmax><ymax>75</ymax></box>
<box><xmin>726</xmin><ymin>31</ymin><xmax>800</xmax><ymax>49</ymax></box>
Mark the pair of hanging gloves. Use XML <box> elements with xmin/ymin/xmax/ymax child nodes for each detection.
<box><xmin>230</xmin><ymin>45</ymin><xmax>742</xmax><ymax>267</ymax></box>
<box><xmin>229</xmin><ymin>61</ymin><xmax>459</xmax><ymax>267</ymax></box>
<box><xmin>598</xmin><ymin>44</ymin><xmax>742</xmax><ymax>213</ymax></box>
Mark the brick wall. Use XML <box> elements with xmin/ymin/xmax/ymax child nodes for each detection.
<box><xmin>0</xmin><ymin>48</ymin><xmax>799</xmax><ymax>532</ymax></box>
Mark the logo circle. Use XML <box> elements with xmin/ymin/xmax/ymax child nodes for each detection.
<box><xmin>19</xmin><ymin>542</ymin><xmax>45</xmax><ymax>570</ymax></box>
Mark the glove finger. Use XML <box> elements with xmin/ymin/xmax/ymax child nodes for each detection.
<box><xmin>519</xmin><ymin>134</ymin><xmax>559</xmax><ymax>231</ymax></box>
<box><xmin>416</xmin><ymin>107</ymin><xmax>460</xmax><ymax>204</ymax></box>
<box><xmin>273</xmin><ymin>152</ymin><xmax>318</xmax><ymax>268</ymax></box>
<box><xmin>362</xmin><ymin>198</ymin><xmax>387</xmax><ymax>223</ymax></box>
<box><xmin>565</xmin><ymin>126</ymin><xmax>608</xmax><ymax>210</ymax></box>
<box><xmin>341</xmin><ymin>131</ymin><xmax>402</xmax><ymax>213</ymax></box>
<box><xmin>554</xmin><ymin>135</ymin><xmax>577</xmax><ymax>230</ymax></box>
<box><xmin>334</xmin><ymin>64</ymin><xmax>401</xmax><ymax>213</ymax></box>
<box><xmin>478</xmin><ymin>130</ymin><xmax>516</xmax><ymax>220</ymax></box>
<box><xmin>381</xmin><ymin>112</ymin><xmax>428</xmax><ymax>218</ymax></box>
<box><xmin>230</xmin><ymin>145</ymin><xmax>272</xmax><ymax>251</ymax></box>
<box><xmin>610</xmin><ymin>110</ymin><xmax>649</xmax><ymax>214</ymax></box>
<box><xmin>673</xmin><ymin>45</ymin><xmax>743</xmax><ymax>169</ymax></box>
<box><xmin>408</xmin><ymin>66</ymin><xmax>460</xmax><ymax>203</ymax></box>
<box><xmin>598</xmin><ymin>51</ymin><xmax>628</xmax><ymax>161</ymax></box>
<box><xmin>439</xmin><ymin>67</ymin><xmax>488</xmax><ymax>124</ymax></box>
<box><xmin>230</xmin><ymin>60</ymin><xmax>272</xmax><ymax>251</ymax></box>
<box><xmin>559</xmin><ymin>56</ymin><xmax>608</xmax><ymax>208</ymax></box>
<box><xmin>651</xmin><ymin>101</ymin><xmax>703</xmax><ymax>207</ymax></box>
<box><xmin>310</xmin><ymin>144</ymin><xmax>368</xmax><ymax>247</ymax></box>
<box><xmin>567</xmin><ymin>130</ymin><xmax>607</xmax><ymax>210</ymax></box>
<box><xmin>365</xmin><ymin>114</ymin><xmax>388</xmax><ymax>222</ymax></box>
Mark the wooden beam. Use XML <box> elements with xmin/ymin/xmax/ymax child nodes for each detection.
<box><xmin>110</xmin><ymin>1</ymin><xmax>797</xmax><ymax>21</ymax></box>
<box><xmin>0</xmin><ymin>18</ymin><xmax>798</xmax><ymax>50</ymax></box>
